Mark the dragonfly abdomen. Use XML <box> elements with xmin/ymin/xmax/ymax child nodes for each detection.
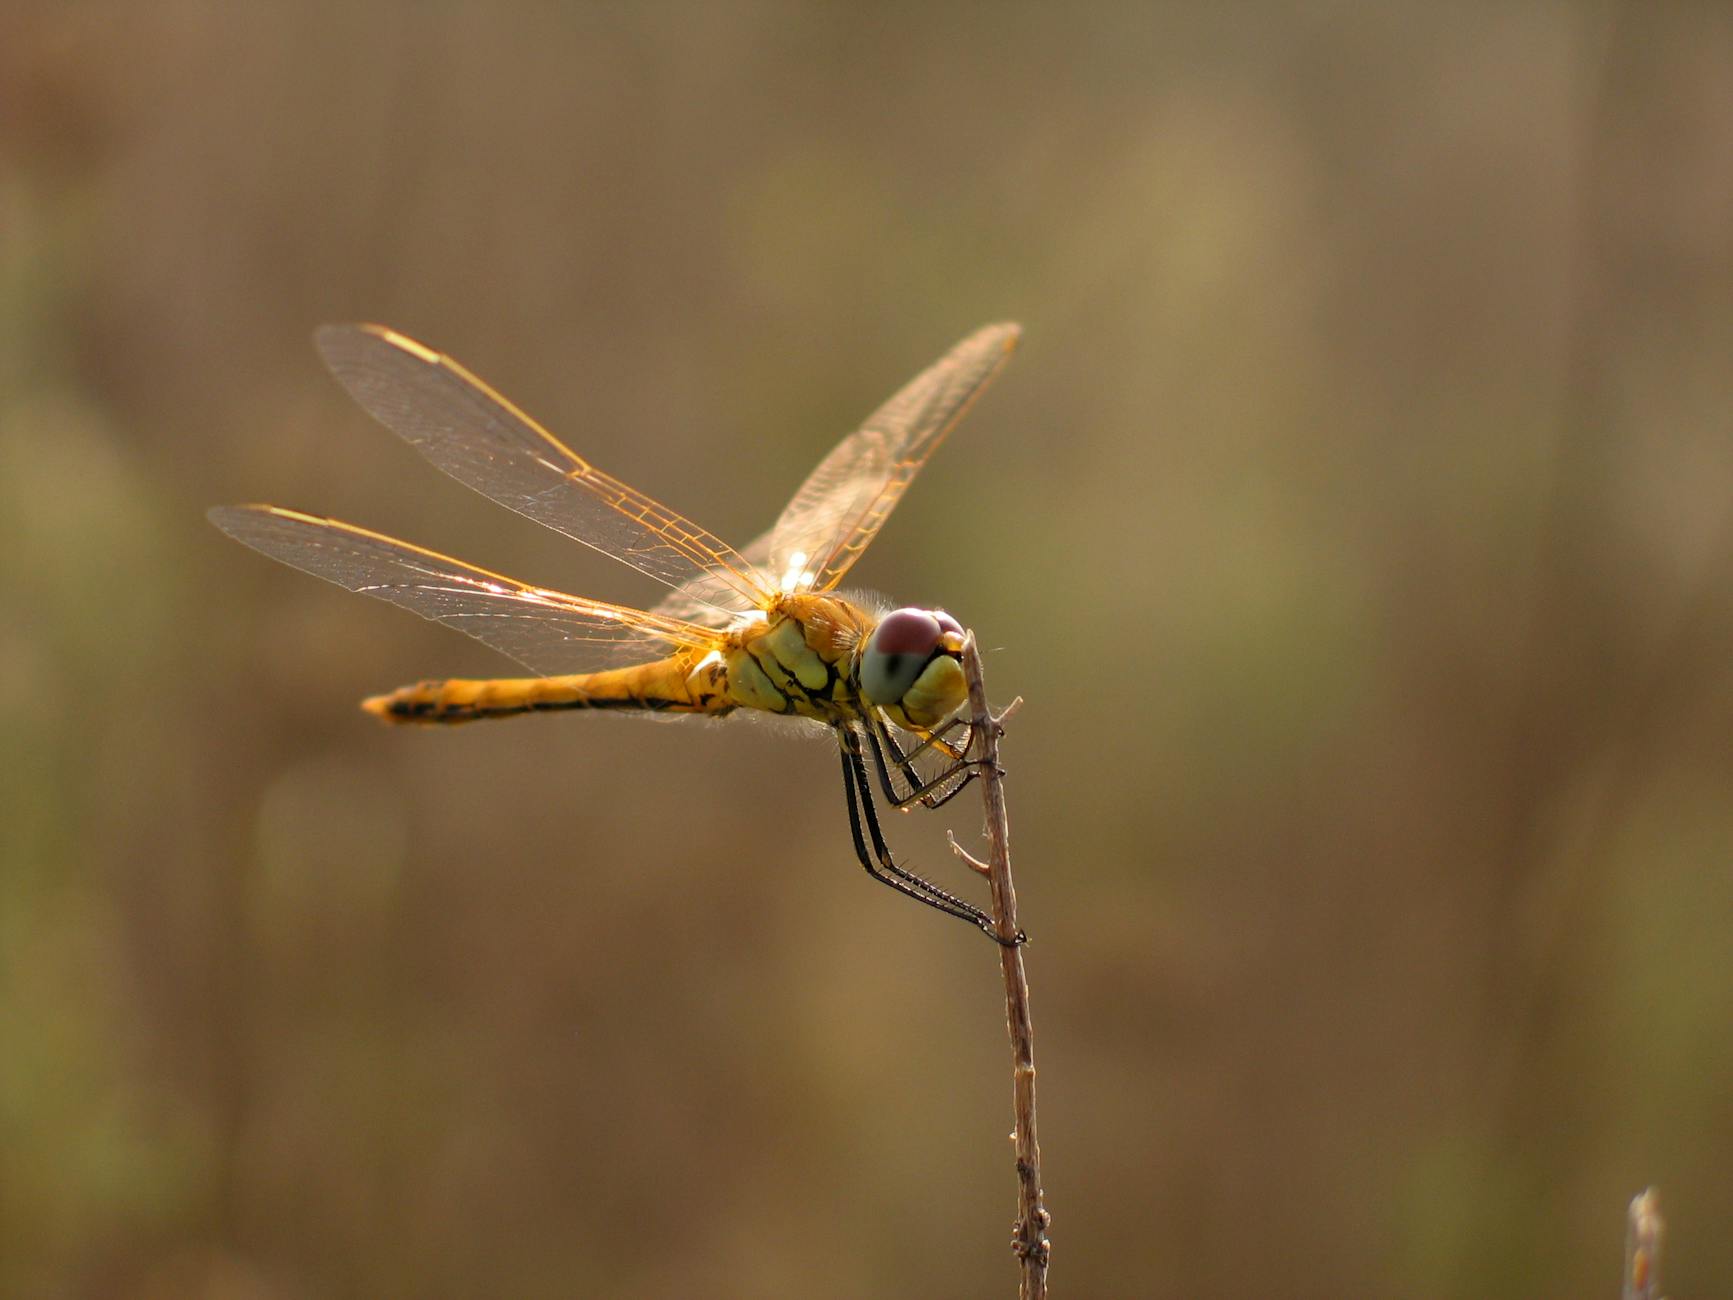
<box><xmin>360</xmin><ymin>603</ymin><xmax>875</xmax><ymax>726</ymax></box>
<box><xmin>362</xmin><ymin>654</ymin><xmax>733</xmax><ymax>724</ymax></box>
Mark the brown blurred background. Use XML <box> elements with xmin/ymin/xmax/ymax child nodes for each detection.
<box><xmin>2</xmin><ymin>4</ymin><xmax>1730</xmax><ymax>1297</ymax></box>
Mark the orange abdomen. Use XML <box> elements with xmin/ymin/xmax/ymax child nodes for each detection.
<box><xmin>363</xmin><ymin>654</ymin><xmax>731</xmax><ymax>724</ymax></box>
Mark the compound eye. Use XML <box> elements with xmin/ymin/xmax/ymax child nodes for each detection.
<box><xmin>860</xmin><ymin>608</ymin><xmax>942</xmax><ymax>705</ymax></box>
<box><xmin>932</xmin><ymin>609</ymin><xmax>965</xmax><ymax>640</ymax></box>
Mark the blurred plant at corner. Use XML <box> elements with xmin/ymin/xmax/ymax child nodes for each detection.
<box><xmin>2</xmin><ymin>5</ymin><xmax>1730</xmax><ymax>1298</ymax></box>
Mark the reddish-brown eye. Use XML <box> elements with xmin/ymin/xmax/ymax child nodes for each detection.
<box><xmin>872</xmin><ymin>609</ymin><xmax>942</xmax><ymax>656</ymax></box>
<box><xmin>861</xmin><ymin>608</ymin><xmax>943</xmax><ymax>705</ymax></box>
<box><xmin>932</xmin><ymin>609</ymin><xmax>964</xmax><ymax>639</ymax></box>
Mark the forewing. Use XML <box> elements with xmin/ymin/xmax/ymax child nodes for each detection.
<box><xmin>646</xmin><ymin>528</ymin><xmax>775</xmax><ymax>630</ymax></box>
<box><xmin>209</xmin><ymin>505</ymin><xmax>716</xmax><ymax>676</ymax></box>
<box><xmin>314</xmin><ymin>324</ymin><xmax>774</xmax><ymax>616</ymax></box>
<box><xmin>768</xmin><ymin>322</ymin><xmax>1020</xmax><ymax>593</ymax></box>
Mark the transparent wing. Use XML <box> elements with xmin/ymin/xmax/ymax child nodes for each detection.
<box><xmin>209</xmin><ymin>505</ymin><xmax>718</xmax><ymax>676</ymax></box>
<box><xmin>768</xmin><ymin>322</ymin><xmax>1020</xmax><ymax>593</ymax></box>
<box><xmin>646</xmin><ymin>529</ymin><xmax>776</xmax><ymax>630</ymax></box>
<box><xmin>314</xmin><ymin>324</ymin><xmax>775</xmax><ymax>616</ymax></box>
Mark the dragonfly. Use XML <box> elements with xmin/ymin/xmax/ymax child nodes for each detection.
<box><xmin>210</xmin><ymin>321</ymin><xmax>1022</xmax><ymax>941</ymax></box>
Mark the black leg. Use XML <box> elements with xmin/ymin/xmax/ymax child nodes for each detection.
<box><xmin>868</xmin><ymin>711</ymin><xmax>993</xmax><ymax>811</ymax></box>
<box><xmin>838</xmin><ymin>730</ymin><xmax>1020</xmax><ymax>944</ymax></box>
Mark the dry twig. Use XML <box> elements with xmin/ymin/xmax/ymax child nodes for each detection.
<box><xmin>1623</xmin><ymin>1187</ymin><xmax>1664</xmax><ymax>1300</ymax></box>
<box><xmin>953</xmin><ymin>633</ymin><xmax>1050</xmax><ymax>1298</ymax></box>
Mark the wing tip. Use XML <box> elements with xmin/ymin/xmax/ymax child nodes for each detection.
<box><xmin>207</xmin><ymin>502</ymin><xmax>266</xmax><ymax>529</ymax></box>
<box><xmin>314</xmin><ymin>321</ymin><xmax>442</xmax><ymax>367</ymax></box>
<box><xmin>313</xmin><ymin>321</ymin><xmax>362</xmax><ymax>356</ymax></box>
<box><xmin>207</xmin><ymin>503</ymin><xmax>330</xmax><ymax>533</ymax></box>
<box><xmin>964</xmin><ymin>321</ymin><xmax>1022</xmax><ymax>356</ymax></box>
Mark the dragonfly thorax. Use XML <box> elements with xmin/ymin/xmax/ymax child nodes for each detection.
<box><xmin>710</xmin><ymin>597</ymin><xmax>965</xmax><ymax>734</ymax></box>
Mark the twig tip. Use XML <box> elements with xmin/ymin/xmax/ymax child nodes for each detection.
<box><xmin>1623</xmin><ymin>1186</ymin><xmax>1664</xmax><ymax>1300</ymax></box>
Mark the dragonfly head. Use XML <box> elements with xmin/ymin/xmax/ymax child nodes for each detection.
<box><xmin>859</xmin><ymin>607</ymin><xmax>968</xmax><ymax>730</ymax></box>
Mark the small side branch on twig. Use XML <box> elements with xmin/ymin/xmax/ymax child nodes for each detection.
<box><xmin>955</xmin><ymin>634</ymin><xmax>1050</xmax><ymax>1299</ymax></box>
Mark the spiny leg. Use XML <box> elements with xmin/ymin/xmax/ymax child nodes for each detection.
<box><xmin>838</xmin><ymin>733</ymin><xmax>1015</xmax><ymax>943</ymax></box>
<box><xmin>900</xmin><ymin>711</ymin><xmax>974</xmax><ymax>764</ymax></box>
<box><xmin>842</xmin><ymin>744</ymin><xmax>1002</xmax><ymax>939</ymax></box>
<box><xmin>867</xmin><ymin>711</ymin><xmax>994</xmax><ymax>811</ymax></box>
<box><xmin>870</xmin><ymin>711</ymin><xmax>972</xmax><ymax>806</ymax></box>
<box><xmin>840</xmin><ymin>739</ymin><xmax>984</xmax><ymax>923</ymax></box>
<box><xmin>867</xmin><ymin>723</ymin><xmax>977</xmax><ymax>810</ymax></box>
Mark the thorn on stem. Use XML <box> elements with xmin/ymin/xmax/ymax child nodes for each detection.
<box><xmin>946</xmin><ymin>830</ymin><xmax>992</xmax><ymax>876</ymax></box>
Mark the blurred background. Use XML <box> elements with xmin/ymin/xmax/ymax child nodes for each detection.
<box><xmin>2</xmin><ymin>4</ymin><xmax>1729</xmax><ymax>1297</ymax></box>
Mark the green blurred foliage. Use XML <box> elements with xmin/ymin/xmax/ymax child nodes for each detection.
<box><xmin>2</xmin><ymin>4</ymin><xmax>1730</xmax><ymax>1297</ymax></box>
